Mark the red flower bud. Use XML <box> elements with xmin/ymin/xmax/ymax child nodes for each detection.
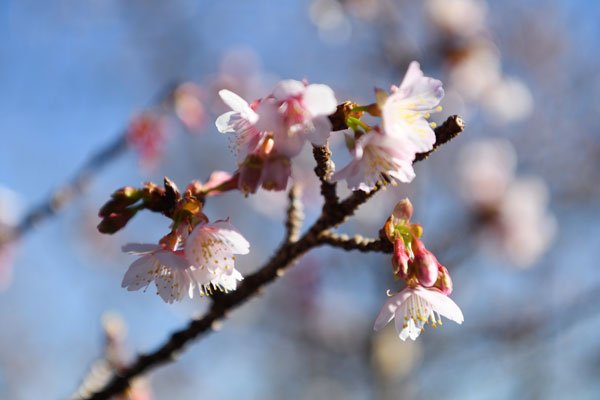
<box><xmin>413</xmin><ymin>240</ymin><xmax>439</xmax><ymax>287</ymax></box>
<box><xmin>392</xmin><ymin>238</ymin><xmax>410</xmax><ymax>279</ymax></box>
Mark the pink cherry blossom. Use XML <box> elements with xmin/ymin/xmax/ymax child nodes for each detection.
<box><xmin>374</xmin><ymin>286</ymin><xmax>463</xmax><ymax>341</ymax></box>
<box><xmin>126</xmin><ymin>112</ymin><xmax>169</xmax><ymax>167</ymax></box>
<box><xmin>185</xmin><ymin>220</ymin><xmax>250</xmax><ymax>295</ymax></box>
<box><xmin>332</xmin><ymin>131</ymin><xmax>416</xmax><ymax>192</ymax></box>
<box><xmin>174</xmin><ymin>82</ymin><xmax>206</xmax><ymax>132</ymax></box>
<box><xmin>256</xmin><ymin>79</ymin><xmax>337</xmax><ymax>157</ymax></box>
<box><xmin>216</xmin><ymin>89</ymin><xmax>267</xmax><ymax>162</ymax></box>
<box><xmin>382</xmin><ymin>61</ymin><xmax>444</xmax><ymax>153</ymax></box>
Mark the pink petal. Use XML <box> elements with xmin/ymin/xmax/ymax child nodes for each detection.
<box><xmin>272</xmin><ymin>79</ymin><xmax>306</xmax><ymax>100</ymax></box>
<box><xmin>416</xmin><ymin>287</ymin><xmax>464</xmax><ymax>324</ymax></box>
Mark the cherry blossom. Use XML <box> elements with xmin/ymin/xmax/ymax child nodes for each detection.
<box><xmin>256</xmin><ymin>79</ymin><xmax>337</xmax><ymax>157</ymax></box>
<box><xmin>126</xmin><ymin>112</ymin><xmax>169</xmax><ymax>167</ymax></box>
<box><xmin>185</xmin><ymin>220</ymin><xmax>250</xmax><ymax>295</ymax></box>
<box><xmin>382</xmin><ymin>61</ymin><xmax>444</xmax><ymax>153</ymax></box>
<box><xmin>332</xmin><ymin>131</ymin><xmax>416</xmax><ymax>192</ymax></box>
<box><xmin>121</xmin><ymin>243</ymin><xmax>193</xmax><ymax>304</ymax></box>
<box><xmin>374</xmin><ymin>286</ymin><xmax>464</xmax><ymax>341</ymax></box>
<box><xmin>216</xmin><ymin>89</ymin><xmax>266</xmax><ymax>162</ymax></box>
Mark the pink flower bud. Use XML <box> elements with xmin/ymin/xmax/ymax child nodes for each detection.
<box><xmin>391</xmin><ymin>198</ymin><xmax>413</xmax><ymax>222</ymax></box>
<box><xmin>392</xmin><ymin>238</ymin><xmax>410</xmax><ymax>279</ymax></box>
<box><xmin>261</xmin><ymin>156</ymin><xmax>291</xmax><ymax>191</ymax></box>
<box><xmin>413</xmin><ymin>240</ymin><xmax>439</xmax><ymax>287</ymax></box>
<box><xmin>238</xmin><ymin>156</ymin><xmax>263</xmax><ymax>195</ymax></box>
<box><xmin>434</xmin><ymin>265</ymin><xmax>453</xmax><ymax>295</ymax></box>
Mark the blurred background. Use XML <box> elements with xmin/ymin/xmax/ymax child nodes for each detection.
<box><xmin>1</xmin><ymin>0</ymin><xmax>599</xmax><ymax>399</ymax></box>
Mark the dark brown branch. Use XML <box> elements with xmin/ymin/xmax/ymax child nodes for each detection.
<box><xmin>284</xmin><ymin>184</ymin><xmax>304</xmax><ymax>243</ymax></box>
<box><xmin>312</xmin><ymin>144</ymin><xmax>338</xmax><ymax>210</ymax></box>
<box><xmin>318</xmin><ymin>231</ymin><xmax>393</xmax><ymax>253</ymax></box>
<box><xmin>414</xmin><ymin>115</ymin><xmax>465</xmax><ymax>162</ymax></box>
<box><xmin>80</xmin><ymin>113</ymin><xmax>465</xmax><ymax>399</ymax></box>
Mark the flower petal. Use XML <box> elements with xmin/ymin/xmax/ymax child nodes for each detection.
<box><xmin>121</xmin><ymin>243</ymin><xmax>160</xmax><ymax>255</ymax></box>
<box><xmin>416</xmin><ymin>287</ymin><xmax>464</xmax><ymax>324</ymax></box>
<box><xmin>273</xmin><ymin>79</ymin><xmax>306</xmax><ymax>100</ymax></box>
<box><xmin>303</xmin><ymin>84</ymin><xmax>337</xmax><ymax>116</ymax></box>
<box><xmin>121</xmin><ymin>255</ymin><xmax>156</xmax><ymax>291</ymax></box>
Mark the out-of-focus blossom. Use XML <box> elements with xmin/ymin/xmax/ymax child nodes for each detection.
<box><xmin>446</xmin><ymin>40</ymin><xmax>533</xmax><ymax>123</ymax></box>
<box><xmin>332</xmin><ymin>131</ymin><xmax>416</xmax><ymax>192</ymax></box>
<box><xmin>309</xmin><ymin>0</ymin><xmax>352</xmax><ymax>44</ymax></box>
<box><xmin>374</xmin><ymin>286</ymin><xmax>464</xmax><ymax>341</ymax></box>
<box><xmin>126</xmin><ymin>112</ymin><xmax>169</xmax><ymax>168</ymax></box>
<box><xmin>482</xmin><ymin>77</ymin><xmax>534</xmax><ymax>124</ymax></box>
<box><xmin>458</xmin><ymin>139</ymin><xmax>556</xmax><ymax>266</ymax></box>
<box><xmin>256</xmin><ymin>79</ymin><xmax>337</xmax><ymax>157</ymax></box>
<box><xmin>458</xmin><ymin>138</ymin><xmax>517</xmax><ymax>208</ymax></box>
<box><xmin>173</xmin><ymin>82</ymin><xmax>206</xmax><ymax>132</ymax></box>
<box><xmin>185</xmin><ymin>220</ymin><xmax>249</xmax><ymax>295</ymax></box>
<box><xmin>426</xmin><ymin>0</ymin><xmax>487</xmax><ymax>37</ymax></box>
<box><xmin>382</xmin><ymin>61</ymin><xmax>444</xmax><ymax>153</ymax></box>
<box><xmin>492</xmin><ymin>177</ymin><xmax>557</xmax><ymax>267</ymax></box>
<box><xmin>448</xmin><ymin>40</ymin><xmax>502</xmax><ymax>101</ymax></box>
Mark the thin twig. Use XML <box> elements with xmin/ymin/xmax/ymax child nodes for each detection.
<box><xmin>318</xmin><ymin>230</ymin><xmax>392</xmax><ymax>253</ymax></box>
<box><xmin>284</xmin><ymin>184</ymin><xmax>304</xmax><ymax>243</ymax></box>
<box><xmin>414</xmin><ymin>115</ymin><xmax>465</xmax><ymax>162</ymax></box>
<box><xmin>79</xmin><ymin>114</ymin><xmax>465</xmax><ymax>399</ymax></box>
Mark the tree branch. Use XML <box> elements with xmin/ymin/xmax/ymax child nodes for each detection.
<box><xmin>284</xmin><ymin>184</ymin><xmax>303</xmax><ymax>243</ymax></box>
<box><xmin>79</xmin><ymin>113</ymin><xmax>465</xmax><ymax>399</ymax></box>
<box><xmin>318</xmin><ymin>230</ymin><xmax>392</xmax><ymax>253</ymax></box>
<box><xmin>312</xmin><ymin>144</ymin><xmax>339</xmax><ymax>210</ymax></box>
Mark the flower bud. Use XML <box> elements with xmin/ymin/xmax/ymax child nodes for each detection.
<box><xmin>413</xmin><ymin>240</ymin><xmax>439</xmax><ymax>287</ymax></box>
<box><xmin>261</xmin><ymin>156</ymin><xmax>291</xmax><ymax>191</ymax></box>
<box><xmin>97</xmin><ymin>209</ymin><xmax>137</xmax><ymax>234</ymax></box>
<box><xmin>238</xmin><ymin>155</ymin><xmax>264</xmax><ymax>195</ymax></box>
<box><xmin>98</xmin><ymin>187</ymin><xmax>141</xmax><ymax>217</ymax></box>
<box><xmin>392</xmin><ymin>238</ymin><xmax>410</xmax><ymax>279</ymax></box>
<box><xmin>391</xmin><ymin>198</ymin><xmax>413</xmax><ymax>222</ymax></box>
<box><xmin>434</xmin><ymin>265</ymin><xmax>453</xmax><ymax>295</ymax></box>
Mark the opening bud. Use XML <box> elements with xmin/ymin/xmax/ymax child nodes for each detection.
<box><xmin>412</xmin><ymin>240</ymin><xmax>439</xmax><ymax>287</ymax></box>
<box><xmin>434</xmin><ymin>265</ymin><xmax>453</xmax><ymax>295</ymax></box>
<box><xmin>392</xmin><ymin>238</ymin><xmax>410</xmax><ymax>279</ymax></box>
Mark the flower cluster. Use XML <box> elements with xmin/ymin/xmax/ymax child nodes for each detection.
<box><xmin>374</xmin><ymin>199</ymin><xmax>463</xmax><ymax>340</ymax></box>
<box><xmin>216</xmin><ymin>80</ymin><xmax>338</xmax><ymax>194</ymax></box>
<box><xmin>333</xmin><ymin>61</ymin><xmax>445</xmax><ymax>192</ymax></box>
<box><xmin>99</xmin><ymin>177</ymin><xmax>249</xmax><ymax>303</ymax></box>
<box><xmin>121</xmin><ymin>219</ymin><xmax>249</xmax><ymax>303</ymax></box>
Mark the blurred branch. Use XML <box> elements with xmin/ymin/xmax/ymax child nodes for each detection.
<box><xmin>79</xmin><ymin>114</ymin><xmax>464</xmax><ymax>400</ymax></box>
<box><xmin>318</xmin><ymin>230</ymin><xmax>392</xmax><ymax>253</ymax></box>
<box><xmin>0</xmin><ymin>83</ymin><xmax>178</xmax><ymax>249</ymax></box>
<box><xmin>284</xmin><ymin>184</ymin><xmax>304</xmax><ymax>243</ymax></box>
